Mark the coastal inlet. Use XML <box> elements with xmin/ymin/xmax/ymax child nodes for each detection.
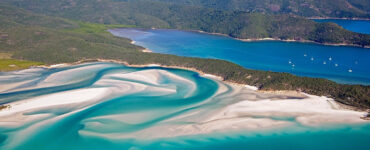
<box><xmin>109</xmin><ymin>28</ymin><xmax>370</xmax><ymax>85</ymax></box>
<box><xmin>0</xmin><ymin>62</ymin><xmax>369</xmax><ymax>150</ymax></box>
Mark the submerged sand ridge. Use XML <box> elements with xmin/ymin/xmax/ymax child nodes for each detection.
<box><xmin>0</xmin><ymin>62</ymin><xmax>368</xmax><ymax>148</ymax></box>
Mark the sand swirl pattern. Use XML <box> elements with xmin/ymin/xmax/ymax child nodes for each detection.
<box><xmin>0</xmin><ymin>62</ymin><xmax>369</xmax><ymax>150</ymax></box>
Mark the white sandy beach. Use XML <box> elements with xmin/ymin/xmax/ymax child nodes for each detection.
<box><xmin>142</xmin><ymin>49</ymin><xmax>152</xmax><ymax>53</ymax></box>
<box><xmin>0</xmin><ymin>62</ymin><xmax>368</xmax><ymax>140</ymax></box>
<box><xmin>82</xmin><ymin>89</ymin><xmax>367</xmax><ymax>139</ymax></box>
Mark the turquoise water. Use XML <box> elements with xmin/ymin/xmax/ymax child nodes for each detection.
<box><xmin>313</xmin><ymin>19</ymin><xmax>370</xmax><ymax>34</ymax></box>
<box><xmin>109</xmin><ymin>28</ymin><xmax>370</xmax><ymax>85</ymax></box>
<box><xmin>0</xmin><ymin>62</ymin><xmax>369</xmax><ymax>150</ymax></box>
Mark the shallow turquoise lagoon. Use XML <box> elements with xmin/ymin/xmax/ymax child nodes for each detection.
<box><xmin>110</xmin><ymin>27</ymin><xmax>370</xmax><ymax>85</ymax></box>
<box><xmin>0</xmin><ymin>62</ymin><xmax>369</xmax><ymax>150</ymax></box>
<box><xmin>313</xmin><ymin>19</ymin><xmax>370</xmax><ymax>34</ymax></box>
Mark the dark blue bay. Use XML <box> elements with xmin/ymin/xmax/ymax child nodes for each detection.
<box><xmin>110</xmin><ymin>28</ymin><xmax>370</xmax><ymax>85</ymax></box>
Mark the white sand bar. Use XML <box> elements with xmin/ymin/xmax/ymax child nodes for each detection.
<box><xmin>0</xmin><ymin>63</ymin><xmax>368</xmax><ymax>140</ymax></box>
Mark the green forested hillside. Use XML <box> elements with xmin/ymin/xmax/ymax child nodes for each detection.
<box><xmin>0</xmin><ymin>4</ymin><xmax>369</xmax><ymax>109</ymax></box>
<box><xmin>2</xmin><ymin>0</ymin><xmax>370</xmax><ymax>47</ymax></box>
<box><xmin>147</xmin><ymin>0</ymin><xmax>370</xmax><ymax>18</ymax></box>
<box><xmin>0</xmin><ymin>4</ymin><xmax>141</xmax><ymax>64</ymax></box>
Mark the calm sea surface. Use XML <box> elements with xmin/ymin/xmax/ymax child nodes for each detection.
<box><xmin>110</xmin><ymin>25</ymin><xmax>370</xmax><ymax>85</ymax></box>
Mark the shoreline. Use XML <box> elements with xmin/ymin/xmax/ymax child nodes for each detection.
<box><xmin>110</xmin><ymin>28</ymin><xmax>370</xmax><ymax>48</ymax></box>
<box><xmin>142</xmin><ymin>48</ymin><xmax>152</xmax><ymax>53</ymax></box>
<box><xmin>131</xmin><ymin>40</ymin><xmax>153</xmax><ymax>53</ymax></box>
<box><xmin>34</xmin><ymin>59</ymin><xmax>369</xmax><ymax>116</ymax></box>
<box><xmin>307</xmin><ymin>17</ymin><xmax>370</xmax><ymax>21</ymax></box>
<box><xmin>37</xmin><ymin>59</ymin><xmax>293</xmax><ymax>92</ymax></box>
<box><xmin>124</xmin><ymin>28</ymin><xmax>369</xmax><ymax>49</ymax></box>
<box><xmin>192</xmin><ymin>29</ymin><xmax>370</xmax><ymax>49</ymax></box>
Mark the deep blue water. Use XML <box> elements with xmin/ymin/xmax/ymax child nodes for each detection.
<box><xmin>313</xmin><ymin>19</ymin><xmax>370</xmax><ymax>34</ymax></box>
<box><xmin>110</xmin><ymin>28</ymin><xmax>370</xmax><ymax>85</ymax></box>
<box><xmin>0</xmin><ymin>62</ymin><xmax>369</xmax><ymax>150</ymax></box>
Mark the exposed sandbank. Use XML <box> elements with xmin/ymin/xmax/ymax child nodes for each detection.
<box><xmin>0</xmin><ymin>62</ymin><xmax>368</xmax><ymax>140</ymax></box>
<box><xmin>30</xmin><ymin>59</ymin><xmax>367</xmax><ymax>102</ymax></box>
<box><xmin>81</xmin><ymin>77</ymin><xmax>368</xmax><ymax>139</ymax></box>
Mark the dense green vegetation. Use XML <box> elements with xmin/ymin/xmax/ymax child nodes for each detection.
<box><xmin>0</xmin><ymin>59</ymin><xmax>43</xmax><ymax>71</ymax></box>
<box><xmin>147</xmin><ymin>0</ymin><xmax>370</xmax><ymax>18</ymax></box>
<box><xmin>66</xmin><ymin>22</ymin><xmax>135</xmax><ymax>34</ymax></box>
<box><xmin>0</xmin><ymin>4</ymin><xmax>369</xmax><ymax>109</ymax></box>
<box><xmin>2</xmin><ymin>0</ymin><xmax>370</xmax><ymax>47</ymax></box>
<box><xmin>0</xmin><ymin>4</ymin><xmax>142</xmax><ymax>64</ymax></box>
<box><xmin>0</xmin><ymin>46</ymin><xmax>43</xmax><ymax>72</ymax></box>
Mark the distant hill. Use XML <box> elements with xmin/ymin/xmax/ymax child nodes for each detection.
<box><xmin>2</xmin><ymin>0</ymin><xmax>369</xmax><ymax>47</ymax></box>
<box><xmin>147</xmin><ymin>0</ymin><xmax>370</xmax><ymax>18</ymax></box>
